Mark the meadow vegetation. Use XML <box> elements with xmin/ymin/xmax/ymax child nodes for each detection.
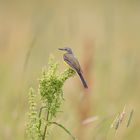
<box><xmin>0</xmin><ymin>1</ymin><xmax>139</xmax><ymax>140</ymax></box>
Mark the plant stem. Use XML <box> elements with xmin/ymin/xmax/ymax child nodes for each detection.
<box><xmin>42</xmin><ymin>110</ymin><xmax>49</xmax><ymax>140</ymax></box>
<box><xmin>38</xmin><ymin>106</ymin><xmax>46</xmax><ymax>131</ymax></box>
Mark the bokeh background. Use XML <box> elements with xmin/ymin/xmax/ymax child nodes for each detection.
<box><xmin>0</xmin><ymin>0</ymin><xmax>140</xmax><ymax>140</ymax></box>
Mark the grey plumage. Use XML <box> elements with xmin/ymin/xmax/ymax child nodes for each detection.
<box><xmin>58</xmin><ymin>47</ymin><xmax>88</xmax><ymax>88</ymax></box>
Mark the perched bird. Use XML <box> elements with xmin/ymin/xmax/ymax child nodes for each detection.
<box><xmin>58</xmin><ymin>47</ymin><xmax>88</xmax><ymax>88</ymax></box>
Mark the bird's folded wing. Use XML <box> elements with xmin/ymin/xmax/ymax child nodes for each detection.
<box><xmin>63</xmin><ymin>54</ymin><xmax>81</xmax><ymax>72</ymax></box>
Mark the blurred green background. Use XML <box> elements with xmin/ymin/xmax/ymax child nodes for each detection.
<box><xmin>0</xmin><ymin>0</ymin><xmax>140</xmax><ymax>140</ymax></box>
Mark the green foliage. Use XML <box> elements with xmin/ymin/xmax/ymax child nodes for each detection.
<box><xmin>26</xmin><ymin>56</ymin><xmax>76</xmax><ymax>140</ymax></box>
<box><xmin>26</xmin><ymin>88</ymin><xmax>41</xmax><ymax>140</ymax></box>
<box><xmin>39</xmin><ymin>57</ymin><xmax>75</xmax><ymax>121</ymax></box>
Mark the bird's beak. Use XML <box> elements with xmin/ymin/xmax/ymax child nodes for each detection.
<box><xmin>58</xmin><ymin>48</ymin><xmax>65</xmax><ymax>51</ymax></box>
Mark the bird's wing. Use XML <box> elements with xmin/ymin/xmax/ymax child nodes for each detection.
<box><xmin>63</xmin><ymin>53</ymin><xmax>82</xmax><ymax>73</ymax></box>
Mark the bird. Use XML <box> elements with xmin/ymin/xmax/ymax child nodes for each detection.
<box><xmin>58</xmin><ymin>47</ymin><xmax>88</xmax><ymax>88</ymax></box>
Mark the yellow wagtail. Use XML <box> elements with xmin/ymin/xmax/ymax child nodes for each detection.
<box><xmin>58</xmin><ymin>47</ymin><xmax>88</xmax><ymax>88</ymax></box>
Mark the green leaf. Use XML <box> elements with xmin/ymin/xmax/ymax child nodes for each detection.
<box><xmin>50</xmin><ymin>122</ymin><xmax>76</xmax><ymax>140</ymax></box>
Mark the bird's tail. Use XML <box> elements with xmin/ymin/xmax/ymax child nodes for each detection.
<box><xmin>77</xmin><ymin>72</ymin><xmax>88</xmax><ymax>88</ymax></box>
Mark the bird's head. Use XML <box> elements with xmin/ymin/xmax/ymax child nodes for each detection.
<box><xmin>58</xmin><ymin>47</ymin><xmax>73</xmax><ymax>54</ymax></box>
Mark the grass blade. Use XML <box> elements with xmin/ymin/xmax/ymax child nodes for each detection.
<box><xmin>50</xmin><ymin>122</ymin><xmax>76</xmax><ymax>140</ymax></box>
<box><xmin>127</xmin><ymin>109</ymin><xmax>134</xmax><ymax>128</ymax></box>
